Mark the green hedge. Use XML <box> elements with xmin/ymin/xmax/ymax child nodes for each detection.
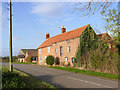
<box><xmin>46</xmin><ymin>55</ymin><xmax>55</xmax><ymax>66</ymax></box>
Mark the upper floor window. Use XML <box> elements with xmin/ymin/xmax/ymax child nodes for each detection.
<box><xmin>67</xmin><ymin>46</ymin><xmax>71</xmax><ymax>52</ymax></box>
<box><xmin>48</xmin><ymin>47</ymin><xmax>50</xmax><ymax>53</ymax></box>
<box><xmin>55</xmin><ymin>48</ymin><xmax>57</xmax><ymax>54</ymax></box>
<box><xmin>40</xmin><ymin>57</ymin><xmax>42</xmax><ymax>62</ymax></box>
<box><xmin>65</xmin><ymin>57</ymin><xmax>68</xmax><ymax>62</ymax></box>
<box><xmin>39</xmin><ymin>49</ymin><xmax>41</xmax><ymax>54</ymax></box>
<box><xmin>55</xmin><ymin>42</ymin><xmax>57</xmax><ymax>45</ymax></box>
<box><xmin>60</xmin><ymin>46</ymin><xmax>63</xmax><ymax>56</ymax></box>
<box><xmin>67</xmin><ymin>40</ymin><xmax>70</xmax><ymax>43</ymax></box>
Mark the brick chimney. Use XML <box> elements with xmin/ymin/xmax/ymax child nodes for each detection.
<box><xmin>46</xmin><ymin>33</ymin><xmax>50</xmax><ymax>39</ymax></box>
<box><xmin>61</xmin><ymin>26</ymin><xmax>66</xmax><ymax>33</ymax></box>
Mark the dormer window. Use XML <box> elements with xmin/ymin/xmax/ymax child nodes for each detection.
<box><xmin>67</xmin><ymin>40</ymin><xmax>69</xmax><ymax>43</ymax></box>
<box><xmin>55</xmin><ymin>42</ymin><xmax>57</xmax><ymax>45</ymax></box>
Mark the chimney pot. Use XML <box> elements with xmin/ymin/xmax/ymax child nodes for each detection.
<box><xmin>46</xmin><ymin>33</ymin><xmax>50</xmax><ymax>39</ymax></box>
<box><xmin>61</xmin><ymin>26</ymin><xmax>66</xmax><ymax>33</ymax></box>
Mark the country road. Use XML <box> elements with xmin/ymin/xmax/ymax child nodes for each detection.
<box><xmin>2</xmin><ymin>63</ymin><xmax>118</xmax><ymax>89</ymax></box>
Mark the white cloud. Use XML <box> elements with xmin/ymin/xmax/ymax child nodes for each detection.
<box><xmin>31</xmin><ymin>2</ymin><xmax>67</xmax><ymax>18</ymax></box>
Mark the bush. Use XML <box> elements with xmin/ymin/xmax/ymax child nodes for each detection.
<box><xmin>25</xmin><ymin>56</ymin><xmax>32</xmax><ymax>63</ymax></box>
<box><xmin>67</xmin><ymin>62</ymin><xmax>70</xmax><ymax>67</ymax></box>
<box><xmin>46</xmin><ymin>55</ymin><xmax>55</xmax><ymax>66</ymax></box>
<box><xmin>61</xmin><ymin>61</ymin><xmax>65</xmax><ymax>66</ymax></box>
<box><xmin>55</xmin><ymin>57</ymin><xmax>60</xmax><ymax>65</ymax></box>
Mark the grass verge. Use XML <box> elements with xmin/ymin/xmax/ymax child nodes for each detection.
<box><xmin>2</xmin><ymin>66</ymin><xmax>56</xmax><ymax>89</ymax></box>
<box><xmin>47</xmin><ymin>66</ymin><xmax>119</xmax><ymax>80</ymax></box>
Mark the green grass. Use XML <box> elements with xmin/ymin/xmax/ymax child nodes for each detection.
<box><xmin>2</xmin><ymin>66</ymin><xmax>56</xmax><ymax>89</ymax></box>
<box><xmin>47</xmin><ymin>66</ymin><xmax>119</xmax><ymax>80</ymax></box>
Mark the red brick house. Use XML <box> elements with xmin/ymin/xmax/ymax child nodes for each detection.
<box><xmin>37</xmin><ymin>24</ymin><xmax>114</xmax><ymax>66</ymax></box>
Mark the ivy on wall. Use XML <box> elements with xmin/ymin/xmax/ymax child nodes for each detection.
<box><xmin>76</xmin><ymin>25</ymin><xmax>99</xmax><ymax>66</ymax></box>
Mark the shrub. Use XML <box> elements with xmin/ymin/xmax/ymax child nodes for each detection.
<box><xmin>55</xmin><ymin>57</ymin><xmax>60</xmax><ymax>65</ymax></box>
<box><xmin>46</xmin><ymin>55</ymin><xmax>55</xmax><ymax>66</ymax></box>
<box><xmin>25</xmin><ymin>56</ymin><xmax>32</xmax><ymax>63</ymax></box>
<box><xmin>67</xmin><ymin>62</ymin><xmax>70</xmax><ymax>67</ymax></box>
<box><xmin>61</xmin><ymin>61</ymin><xmax>65</xmax><ymax>66</ymax></box>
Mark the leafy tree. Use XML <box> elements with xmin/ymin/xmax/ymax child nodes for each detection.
<box><xmin>101</xmin><ymin>9</ymin><xmax>119</xmax><ymax>36</ymax></box>
<box><xmin>46</xmin><ymin>55</ymin><xmax>55</xmax><ymax>66</ymax></box>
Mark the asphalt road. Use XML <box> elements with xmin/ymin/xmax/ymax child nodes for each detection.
<box><xmin>2</xmin><ymin>63</ymin><xmax>118</xmax><ymax>89</ymax></box>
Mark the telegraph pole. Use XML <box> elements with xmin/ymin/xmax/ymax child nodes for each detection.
<box><xmin>9</xmin><ymin>0</ymin><xmax>13</xmax><ymax>72</ymax></box>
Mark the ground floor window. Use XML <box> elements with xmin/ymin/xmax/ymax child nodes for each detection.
<box><xmin>72</xmin><ymin>57</ymin><xmax>77</xmax><ymax>63</ymax></box>
<box><xmin>40</xmin><ymin>57</ymin><xmax>42</xmax><ymax>62</ymax></box>
<box><xmin>55</xmin><ymin>57</ymin><xmax>60</xmax><ymax>65</ymax></box>
<box><xmin>65</xmin><ymin>57</ymin><xmax>68</xmax><ymax>62</ymax></box>
<box><xmin>45</xmin><ymin>56</ymin><xmax>47</xmax><ymax>65</ymax></box>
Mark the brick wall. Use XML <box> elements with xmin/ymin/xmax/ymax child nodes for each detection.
<box><xmin>38</xmin><ymin>37</ymin><xmax>80</xmax><ymax>66</ymax></box>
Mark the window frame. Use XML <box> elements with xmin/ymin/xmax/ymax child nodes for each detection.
<box><xmin>67</xmin><ymin>40</ymin><xmax>70</xmax><ymax>43</ymax></box>
<box><xmin>55</xmin><ymin>48</ymin><xmax>57</xmax><ymax>54</ymax></box>
<box><xmin>65</xmin><ymin>57</ymin><xmax>68</xmax><ymax>62</ymax></box>
<box><xmin>48</xmin><ymin>47</ymin><xmax>50</xmax><ymax>53</ymax></box>
<box><xmin>39</xmin><ymin>49</ymin><xmax>41</xmax><ymax>54</ymax></box>
<box><xmin>40</xmin><ymin>57</ymin><xmax>42</xmax><ymax>62</ymax></box>
<box><xmin>67</xmin><ymin>46</ymin><xmax>71</xmax><ymax>52</ymax></box>
<box><xmin>60</xmin><ymin>46</ymin><xmax>63</xmax><ymax>56</ymax></box>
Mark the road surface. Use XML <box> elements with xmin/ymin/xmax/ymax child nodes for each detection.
<box><xmin>2</xmin><ymin>63</ymin><xmax>118</xmax><ymax>89</ymax></box>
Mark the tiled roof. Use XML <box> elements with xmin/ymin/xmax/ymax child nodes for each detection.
<box><xmin>97</xmin><ymin>33</ymin><xmax>111</xmax><ymax>39</ymax></box>
<box><xmin>21</xmin><ymin>49</ymin><xmax>37</xmax><ymax>54</ymax></box>
<box><xmin>38</xmin><ymin>25</ymin><xmax>88</xmax><ymax>49</ymax></box>
<box><xmin>27</xmin><ymin>51</ymin><xmax>38</xmax><ymax>57</ymax></box>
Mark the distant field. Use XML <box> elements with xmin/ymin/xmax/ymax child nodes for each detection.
<box><xmin>2</xmin><ymin>59</ymin><xmax>18</xmax><ymax>62</ymax></box>
<box><xmin>2</xmin><ymin>59</ymin><xmax>37</xmax><ymax>64</ymax></box>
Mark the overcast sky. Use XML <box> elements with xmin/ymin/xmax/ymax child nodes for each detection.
<box><xmin>1</xmin><ymin>2</ymin><xmax>118</xmax><ymax>56</ymax></box>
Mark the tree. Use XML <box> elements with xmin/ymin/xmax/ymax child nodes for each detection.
<box><xmin>102</xmin><ymin>9</ymin><xmax>119</xmax><ymax>36</ymax></box>
<box><xmin>46</xmin><ymin>55</ymin><xmax>55</xmax><ymax>66</ymax></box>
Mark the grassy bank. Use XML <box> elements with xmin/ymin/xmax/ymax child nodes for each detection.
<box><xmin>2</xmin><ymin>66</ymin><xmax>56</xmax><ymax>89</ymax></box>
<box><xmin>47</xmin><ymin>66</ymin><xmax>119</xmax><ymax>80</ymax></box>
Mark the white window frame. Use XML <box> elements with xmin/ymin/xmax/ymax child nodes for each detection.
<box><xmin>55</xmin><ymin>42</ymin><xmax>57</xmax><ymax>45</ymax></box>
<box><xmin>39</xmin><ymin>49</ymin><xmax>41</xmax><ymax>54</ymax></box>
<box><xmin>48</xmin><ymin>47</ymin><xmax>50</xmax><ymax>53</ymax></box>
<box><xmin>67</xmin><ymin>46</ymin><xmax>71</xmax><ymax>52</ymax></box>
<box><xmin>67</xmin><ymin>40</ymin><xmax>70</xmax><ymax>43</ymax></box>
<box><xmin>65</xmin><ymin>57</ymin><xmax>68</xmax><ymax>62</ymax></box>
<box><xmin>60</xmin><ymin>46</ymin><xmax>63</xmax><ymax>56</ymax></box>
<box><xmin>55</xmin><ymin>48</ymin><xmax>57</xmax><ymax>54</ymax></box>
<box><xmin>40</xmin><ymin>57</ymin><xmax>42</xmax><ymax>62</ymax></box>
<box><xmin>45</xmin><ymin>56</ymin><xmax>47</xmax><ymax>65</ymax></box>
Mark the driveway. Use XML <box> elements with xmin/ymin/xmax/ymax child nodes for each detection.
<box><xmin>2</xmin><ymin>63</ymin><xmax>118</xmax><ymax>88</ymax></box>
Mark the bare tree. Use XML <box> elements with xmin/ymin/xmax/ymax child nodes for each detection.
<box><xmin>73</xmin><ymin>0</ymin><xmax>116</xmax><ymax>16</ymax></box>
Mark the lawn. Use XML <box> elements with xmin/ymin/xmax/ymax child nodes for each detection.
<box><xmin>47</xmin><ymin>66</ymin><xmax>119</xmax><ymax>80</ymax></box>
<box><xmin>2</xmin><ymin>66</ymin><xmax>56</xmax><ymax>89</ymax></box>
